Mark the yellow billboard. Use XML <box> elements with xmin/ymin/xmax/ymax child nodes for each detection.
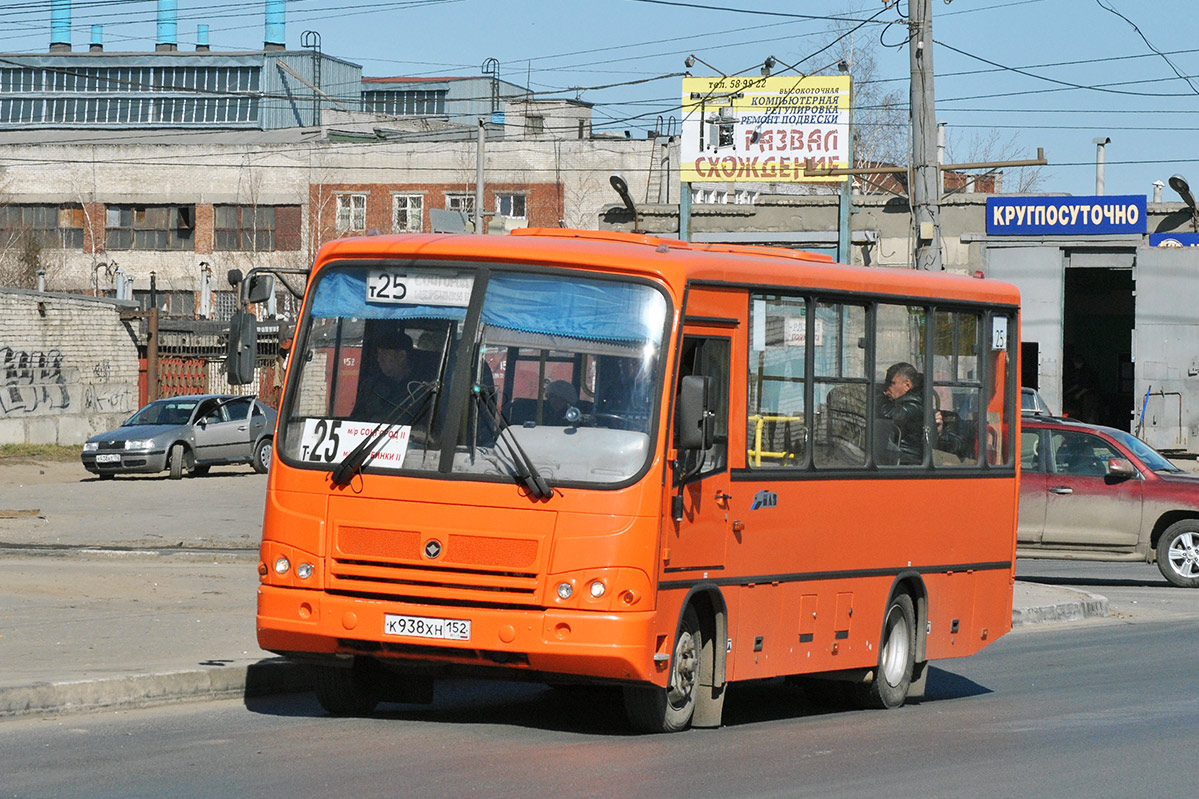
<box><xmin>680</xmin><ymin>75</ymin><xmax>850</xmax><ymax>183</ymax></box>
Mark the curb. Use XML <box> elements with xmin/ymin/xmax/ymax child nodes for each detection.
<box><xmin>0</xmin><ymin>659</ymin><xmax>311</xmax><ymax>720</ymax></box>
<box><xmin>1011</xmin><ymin>589</ymin><xmax>1109</xmax><ymax>627</ymax></box>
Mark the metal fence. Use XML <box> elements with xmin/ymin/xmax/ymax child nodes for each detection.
<box><xmin>145</xmin><ymin>319</ymin><xmax>285</xmax><ymax>407</ymax></box>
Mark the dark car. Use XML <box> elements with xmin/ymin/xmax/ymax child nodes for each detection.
<box><xmin>1019</xmin><ymin>415</ymin><xmax>1199</xmax><ymax>588</ymax></box>
<box><xmin>81</xmin><ymin>394</ymin><xmax>277</xmax><ymax>479</ymax></box>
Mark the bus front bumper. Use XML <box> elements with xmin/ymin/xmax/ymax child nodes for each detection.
<box><xmin>256</xmin><ymin>585</ymin><xmax>666</xmax><ymax>685</ymax></box>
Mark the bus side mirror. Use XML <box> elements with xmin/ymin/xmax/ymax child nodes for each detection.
<box><xmin>677</xmin><ymin>375</ymin><xmax>715</xmax><ymax>451</ymax></box>
<box><xmin>243</xmin><ymin>273</ymin><xmax>275</xmax><ymax>305</ymax></box>
<box><xmin>226</xmin><ymin>310</ymin><xmax>258</xmax><ymax>385</ymax></box>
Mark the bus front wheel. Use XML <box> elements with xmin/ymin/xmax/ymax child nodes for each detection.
<box><xmin>853</xmin><ymin>592</ymin><xmax>916</xmax><ymax>710</ymax></box>
<box><xmin>313</xmin><ymin>661</ymin><xmax>380</xmax><ymax>717</ymax></box>
<box><xmin>623</xmin><ymin>605</ymin><xmax>702</xmax><ymax>733</ymax></box>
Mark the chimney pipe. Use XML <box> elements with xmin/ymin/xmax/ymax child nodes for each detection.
<box><xmin>90</xmin><ymin>24</ymin><xmax>103</xmax><ymax>52</ymax></box>
<box><xmin>264</xmin><ymin>0</ymin><xmax>285</xmax><ymax>50</ymax></box>
<box><xmin>156</xmin><ymin>0</ymin><xmax>178</xmax><ymax>52</ymax></box>
<box><xmin>50</xmin><ymin>0</ymin><xmax>71</xmax><ymax>53</ymax></box>
<box><xmin>196</xmin><ymin>24</ymin><xmax>210</xmax><ymax>51</ymax></box>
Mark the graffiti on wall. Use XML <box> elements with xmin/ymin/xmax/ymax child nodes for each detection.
<box><xmin>1</xmin><ymin>346</ymin><xmax>74</xmax><ymax>415</ymax></box>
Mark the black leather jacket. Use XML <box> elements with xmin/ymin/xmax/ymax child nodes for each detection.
<box><xmin>878</xmin><ymin>390</ymin><xmax>925</xmax><ymax>464</ymax></box>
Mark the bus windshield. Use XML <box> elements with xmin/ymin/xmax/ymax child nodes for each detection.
<box><xmin>278</xmin><ymin>263</ymin><xmax>670</xmax><ymax>488</ymax></box>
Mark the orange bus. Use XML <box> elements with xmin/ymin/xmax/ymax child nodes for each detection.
<box><xmin>250</xmin><ymin>229</ymin><xmax>1020</xmax><ymax>732</ymax></box>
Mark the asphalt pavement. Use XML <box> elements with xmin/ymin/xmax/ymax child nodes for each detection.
<box><xmin>0</xmin><ymin>457</ymin><xmax>1110</xmax><ymax>721</ymax></box>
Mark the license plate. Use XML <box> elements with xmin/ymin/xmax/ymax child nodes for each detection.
<box><xmin>383</xmin><ymin>614</ymin><xmax>471</xmax><ymax>641</ymax></box>
<box><xmin>95</xmin><ymin>454</ymin><xmax>121</xmax><ymax>463</ymax></box>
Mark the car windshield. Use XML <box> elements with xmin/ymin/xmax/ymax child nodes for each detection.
<box><xmin>123</xmin><ymin>399</ymin><xmax>199</xmax><ymax>426</ymax></box>
<box><xmin>1108</xmin><ymin>428</ymin><xmax>1183</xmax><ymax>472</ymax></box>
<box><xmin>278</xmin><ymin>263</ymin><xmax>670</xmax><ymax>488</ymax></box>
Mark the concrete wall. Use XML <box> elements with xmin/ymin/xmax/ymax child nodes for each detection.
<box><xmin>0</xmin><ymin>289</ymin><xmax>140</xmax><ymax>445</ymax></box>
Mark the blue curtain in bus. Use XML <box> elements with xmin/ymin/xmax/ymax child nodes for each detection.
<box><xmin>309</xmin><ymin>269</ymin><xmax>664</xmax><ymax>344</ymax></box>
<box><xmin>482</xmin><ymin>273</ymin><xmax>663</xmax><ymax>344</ymax></box>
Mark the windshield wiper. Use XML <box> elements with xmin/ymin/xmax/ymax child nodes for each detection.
<box><xmin>471</xmin><ymin>384</ymin><xmax>551</xmax><ymax>499</ymax></box>
<box><xmin>330</xmin><ymin>381</ymin><xmax>437</xmax><ymax>488</ymax></box>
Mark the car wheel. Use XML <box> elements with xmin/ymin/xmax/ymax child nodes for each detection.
<box><xmin>168</xmin><ymin>443</ymin><xmax>186</xmax><ymax>480</ymax></box>
<box><xmin>253</xmin><ymin>438</ymin><xmax>272</xmax><ymax>474</ymax></box>
<box><xmin>1156</xmin><ymin>520</ymin><xmax>1199</xmax><ymax>588</ymax></box>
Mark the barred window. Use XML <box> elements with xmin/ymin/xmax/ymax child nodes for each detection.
<box><xmin>336</xmin><ymin>194</ymin><xmax>366</xmax><ymax>232</ymax></box>
<box><xmin>392</xmin><ymin>195</ymin><xmax>423</xmax><ymax>233</ymax></box>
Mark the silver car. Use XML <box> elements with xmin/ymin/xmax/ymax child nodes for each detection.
<box><xmin>81</xmin><ymin>394</ymin><xmax>277</xmax><ymax>479</ymax></box>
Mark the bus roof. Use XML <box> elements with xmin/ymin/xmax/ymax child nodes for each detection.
<box><xmin>311</xmin><ymin>229</ymin><xmax>1021</xmax><ymax>307</ymax></box>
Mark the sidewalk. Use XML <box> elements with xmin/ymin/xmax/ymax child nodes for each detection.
<box><xmin>0</xmin><ymin>549</ymin><xmax>1109</xmax><ymax>720</ymax></box>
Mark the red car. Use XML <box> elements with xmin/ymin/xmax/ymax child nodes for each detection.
<box><xmin>1019</xmin><ymin>415</ymin><xmax>1199</xmax><ymax>588</ymax></box>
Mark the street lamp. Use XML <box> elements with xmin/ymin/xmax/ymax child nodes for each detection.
<box><xmin>684</xmin><ymin>54</ymin><xmax>725</xmax><ymax>77</ymax></box>
<box><xmin>1169</xmin><ymin>174</ymin><xmax>1198</xmax><ymax>233</ymax></box>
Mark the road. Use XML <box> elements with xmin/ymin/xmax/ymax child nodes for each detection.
<box><xmin>4</xmin><ymin>613</ymin><xmax>1196</xmax><ymax>798</ymax></box>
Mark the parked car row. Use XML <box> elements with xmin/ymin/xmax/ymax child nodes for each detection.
<box><xmin>1019</xmin><ymin>412</ymin><xmax>1199</xmax><ymax>588</ymax></box>
<box><xmin>81</xmin><ymin>394</ymin><xmax>276</xmax><ymax>480</ymax></box>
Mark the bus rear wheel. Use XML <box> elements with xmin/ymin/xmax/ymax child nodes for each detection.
<box><xmin>313</xmin><ymin>661</ymin><xmax>380</xmax><ymax>717</ymax></box>
<box><xmin>623</xmin><ymin>605</ymin><xmax>702</xmax><ymax>733</ymax></box>
<box><xmin>853</xmin><ymin>592</ymin><xmax>915</xmax><ymax>710</ymax></box>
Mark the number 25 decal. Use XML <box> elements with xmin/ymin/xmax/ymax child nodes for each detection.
<box><xmin>304</xmin><ymin>419</ymin><xmax>342</xmax><ymax>462</ymax></box>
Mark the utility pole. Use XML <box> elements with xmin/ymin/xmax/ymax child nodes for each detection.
<box><xmin>474</xmin><ymin>119</ymin><xmax>486</xmax><ymax>234</ymax></box>
<box><xmin>909</xmin><ymin>0</ymin><xmax>942</xmax><ymax>270</ymax></box>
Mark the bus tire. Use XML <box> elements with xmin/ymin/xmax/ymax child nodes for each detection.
<box><xmin>1156</xmin><ymin>520</ymin><xmax>1199</xmax><ymax>588</ymax></box>
<box><xmin>623</xmin><ymin>605</ymin><xmax>702</xmax><ymax>733</ymax></box>
<box><xmin>313</xmin><ymin>662</ymin><xmax>380</xmax><ymax>717</ymax></box>
<box><xmin>854</xmin><ymin>592</ymin><xmax>915</xmax><ymax>710</ymax></box>
<box><xmin>168</xmin><ymin>443</ymin><xmax>186</xmax><ymax>480</ymax></box>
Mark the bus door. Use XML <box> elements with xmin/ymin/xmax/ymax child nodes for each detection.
<box><xmin>668</xmin><ymin>330</ymin><xmax>732</xmax><ymax>574</ymax></box>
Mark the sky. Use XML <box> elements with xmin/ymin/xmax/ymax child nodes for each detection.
<box><xmin>5</xmin><ymin>0</ymin><xmax>1199</xmax><ymax>201</ymax></box>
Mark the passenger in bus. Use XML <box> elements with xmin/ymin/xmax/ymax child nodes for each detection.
<box><xmin>543</xmin><ymin>380</ymin><xmax>578</xmax><ymax>426</ymax></box>
<box><xmin>352</xmin><ymin>330</ymin><xmax>436</xmax><ymax>423</ymax></box>
<box><xmin>878</xmin><ymin>362</ymin><xmax>927</xmax><ymax>465</ymax></box>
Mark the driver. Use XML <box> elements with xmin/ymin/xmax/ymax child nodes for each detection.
<box><xmin>352</xmin><ymin>330</ymin><xmax>434</xmax><ymax>422</ymax></box>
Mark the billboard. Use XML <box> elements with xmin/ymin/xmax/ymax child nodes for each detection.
<box><xmin>680</xmin><ymin>75</ymin><xmax>850</xmax><ymax>184</ymax></box>
<box><xmin>986</xmin><ymin>195</ymin><xmax>1147</xmax><ymax>236</ymax></box>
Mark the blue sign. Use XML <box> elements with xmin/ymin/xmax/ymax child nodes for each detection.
<box><xmin>986</xmin><ymin>195</ymin><xmax>1146</xmax><ymax>236</ymax></box>
<box><xmin>1149</xmin><ymin>232</ymin><xmax>1199</xmax><ymax>247</ymax></box>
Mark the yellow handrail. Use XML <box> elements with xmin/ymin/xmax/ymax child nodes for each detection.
<box><xmin>747</xmin><ymin>414</ymin><xmax>805</xmax><ymax>467</ymax></box>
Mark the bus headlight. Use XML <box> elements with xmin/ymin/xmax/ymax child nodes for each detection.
<box><xmin>274</xmin><ymin>556</ymin><xmax>291</xmax><ymax>575</ymax></box>
<box><xmin>556</xmin><ymin>582</ymin><xmax>573</xmax><ymax>599</ymax></box>
<box><xmin>296</xmin><ymin>562</ymin><xmax>314</xmax><ymax>580</ymax></box>
<box><xmin>588</xmin><ymin>580</ymin><xmax>606</xmax><ymax>598</ymax></box>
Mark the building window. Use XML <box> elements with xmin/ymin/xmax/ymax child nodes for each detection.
<box><xmin>336</xmin><ymin>194</ymin><xmax>366</xmax><ymax>232</ymax></box>
<box><xmin>361</xmin><ymin>89</ymin><xmax>447</xmax><ymax>116</ymax></box>
<box><xmin>525</xmin><ymin>114</ymin><xmax>545</xmax><ymax>135</ymax></box>
<box><xmin>0</xmin><ymin>204</ymin><xmax>85</xmax><ymax>249</ymax></box>
<box><xmin>392</xmin><ymin>195</ymin><xmax>423</xmax><ymax>233</ymax></box>
<box><xmin>445</xmin><ymin>194</ymin><xmax>475</xmax><ymax>225</ymax></box>
<box><xmin>495</xmin><ymin>193</ymin><xmax>526</xmax><ymax>221</ymax></box>
<box><xmin>105</xmin><ymin>205</ymin><xmax>194</xmax><ymax>250</ymax></box>
<box><xmin>215</xmin><ymin>205</ymin><xmax>276</xmax><ymax>251</ymax></box>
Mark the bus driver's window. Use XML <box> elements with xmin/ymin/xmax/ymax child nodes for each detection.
<box><xmin>675</xmin><ymin>336</ymin><xmax>730</xmax><ymax>477</ymax></box>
